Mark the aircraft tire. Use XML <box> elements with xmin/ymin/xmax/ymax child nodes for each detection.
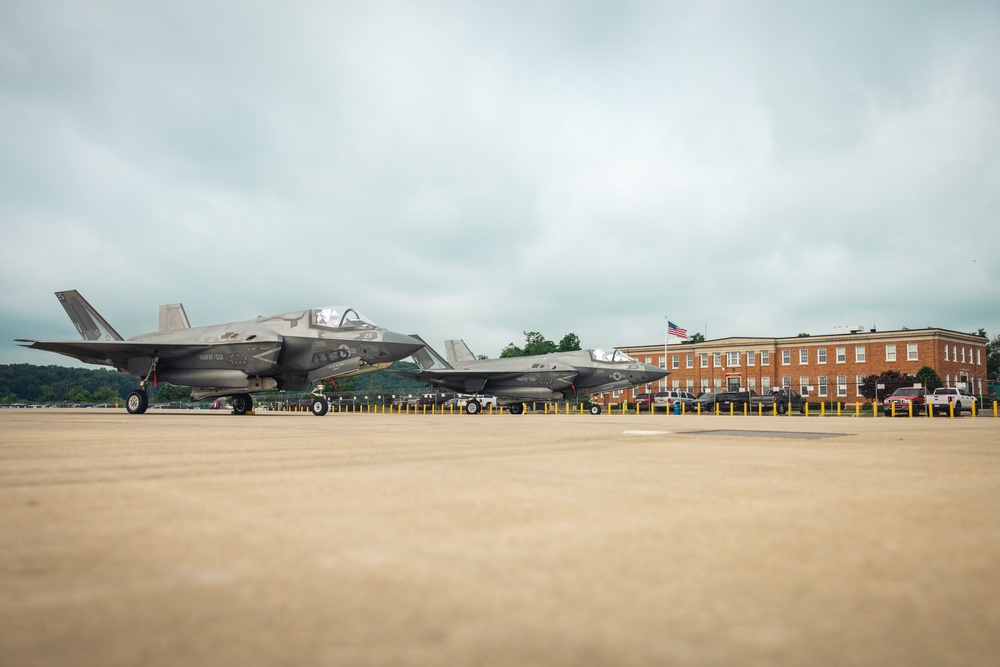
<box><xmin>589</xmin><ymin>404</ymin><xmax>601</xmax><ymax>415</ymax></box>
<box><xmin>231</xmin><ymin>393</ymin><xmax>253</xmax><ymax>415</ymax></box>
<box><xmin>126</xmin><ymin>389</ymin><xmax>148</xmax><ymax>414</ymax></box>
<box><xmin>465</xmin><ymin>399</ymin><xmax>481</xmax><ymax>415</ymax></box>
<box><xmin>508</xmin><ymin>403</ymin><xmax>524</xmax><ymax>415</ymax></box>
<box><xmin>310</xmin><ymin>396</ymin><xmax>329</xmax><ymax>416</ymax></box>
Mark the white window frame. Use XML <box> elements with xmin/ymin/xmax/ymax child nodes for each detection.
<box><xmin>713</xmin><ymin>353</ymin><xmax>722</xmax><ymax>368</ymax></box>
<box><xmin>907</xmin><ymin>343</ymin><xmax>918</xmax><ymax>361</ymax></box>
<box><xmin>799</xmin><ymin>349</ymin><xmax>808</xmax><ymax>365</ymax></box>
<box><xmin>837</xmin><ymin>375</ymin><xmax>847</xmax><ymax>397</ymax></box>
<box><xmin>727</xmin><ymin>351</ymin><xmax>741</xmax><ymax>367</ymax></box>
<box><xmin>782</xmin><ymin>350</ymin><xmax>791</xmax><ymax>365</ymax></box>
<box><xmin>817</xmin><ymin>348</ymin><xmax>827</xmax><ymax>364</ymax></box>
<box><xmin>855</xmin><ymin>346</ymin><xmax>865</xmax><ymax>363</ymax></box>
<box><xmin>886</xmin><ymin>344</ymin><xmax>896</xmax><ymax>362</ymax></box>
<box><xmin>761</xmin><ymin>351</ymin><xmax>770</xmax><ymax>365</ymax></box>
<box><xmin>700</xmin><ymin>353</ymin><xmax>709</xmax><ymax>368</ymax></box>
<box><xmin>836</xmin><ymin>347</ymin><xmax>846</xmax><ymax>363</ymax></box>
<box><xmin>686</xmin><ymin>353</ymin><xmax>694</xmax><ymax>369</ymax></box>
<box><xmin>671</xmin><ymin>354</ymin><xmax>679</xmax><ymax>370</ymax></box>
<box><xmin>818</xmin><ymin>376</ymin><xmax>828</xmax><ymax>397</ymax></box>
<box><xmin>747</xmin><ymin>351</ymin><xmax>755</xmax><ymax>366</ymax></box>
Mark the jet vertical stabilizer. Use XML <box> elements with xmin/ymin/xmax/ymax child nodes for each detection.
<box><xmin>444</xmin><ymin>339</ymin><xmax>477</xmax><ymax>365</ymax></box>
<box><xmin>407</xmin><ymin>334</ymin><xmax>453</xmax><ymax>370</ymax></box>
<box><xmin>55</xmin><ymin>290</ymin><xmax>124</xmax><ymax>341</ymax></box>
<box><xmin>159</xmin><ymin>303</ymin><xmax>191</xmax><ymax>332</ymax></box>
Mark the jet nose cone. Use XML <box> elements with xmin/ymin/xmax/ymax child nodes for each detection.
<box><xmin>380</xmin><ymin>331</ymin><xmax>426</xmax><ymax>361</ymax></box>
<box><xmin>643</xmin><ymin>363</ymin><xmax>669</xmax><ymax>383</ymax></box>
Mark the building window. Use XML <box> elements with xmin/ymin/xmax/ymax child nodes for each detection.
<box><xmin>747</xmin><ymin>351</ymin><xmax>755</xmax><ymax>366</ymax></box>
<box><xmin>713</xmin><ymin>378</ymin><xmax>722</xmax><ymax>389</ymax></box>
<box><xmin>855</xmin><ymin>346</ymin><xmax>865</xmax><ymax>363</ymax></box>
<box><xmin>944</xmin><ymin>344</ymin><xmax>949</xmax><ymax>361</ymax></box>
<box><xmin>748</xmin><ymin>377</ymin><xmax>756</xmax><ymax>391</ymax></box>
<box><xmin>837</xmin><ymin>375</ymin><xmax>847</xmax><ymax>397</ymax></box>
<box><xmin>961</xmin><ymin>347</ymin><xmax>966</xmax><ymax>363</ymax></box>
<box><xmin>762</xmin><ymin>377</ymin><xmax>770</xmax><ymax>392</ymax></box>
<box><xmin>761</xmin><ymin>351</ymin><xmax>770</xmax><ymax>365</ymax></box>
<box><xmin>818</xmin><ymin>376</ymin><xmax>828</xmax><ymax>397</ymax></box>
<box><xmin>855</xmin><ymin>375</ymin><xmax>864</xmax><ymax>397</ymax></box>
<box><xmin>671</xmin><ymin>355</ymin><xmax>679</xmax><ymax>369</ymax></box>
<box><xmin>700</xmin><ymin>353</ymin><xmax>708</xmax><ymax>368</ymax></box>
<box><xmin>978</xmin><ymin>348</ymin><xmax>982</xmax><ymax>365</ymax></box>
<box><xmin>799</xmin><ymin>349</ymin><xmax>808</xmax><ymax>365</ymax></box>
<box><xmin>907</xmin><ymin>343</ymin><xmax>918</xmax><ymax>361</ymax></box>
<box><xmin>800</xmin><ymin>376</ymin><xmax>809</xmax><ymax>395</ymax></box>
<box><xmin>701</xmin><ymin>378</ymin><xmax>710</xmax><ymax>392</ymax></box>
<box><xmin>953</xmin><ymin>345</ymin><xmax>957</xmax><ymax>361</ymax></box>
<box><xmin>727</xmin><ymin>351</ymin><xmax>741</xmax><ymax>367</ymax></box>
<box><xmin>686</xmin><ymin>379</ymin><xmax>694</xmax><ymax>392</ymax></box>
<box><xmin>782</xmin><ymin>350</ymin><xmax>791</xmax><ymax>365</ymax></box>
<box><xmin>817</xmin><ymin>348</ymin><xmax>827</xmax><ymax>364</ymax></box>
<box><xmin>686</xmin><ymin>353</ymin><xmax>694</xmax><ymax>369</ymax></box>
<box><xmin>886</xmin><ymin>345</ymin><xmax>896</xmax><ymax>362</ymax></box>
<box><xmin>782</xmin><ymin>376</ymin><xmax>791</xmax><ymax>389</ymax></box>
<box><xmin>837</xmin><ymin>347</ymin><xmax>846</xmax><ymax>363</ymax></box>
<box><xmin>713</xmin><ymin>353</ymin><xmax>722</xmax><ymax>367</ymax></box>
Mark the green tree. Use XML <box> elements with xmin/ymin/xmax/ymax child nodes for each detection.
<box><xmin>914</xmin><ymin>366</ymin><xmax>943</xmax><ymax>393</ymax></box>
<box><xmin>151</xmin><ymin>383</ymin><xmax>189</xmax><ymax>403</ymax></box>
<box><xmin>690</xmin><ymin>333</ymin><xmax>705</xmax><ymax>343</ymax></box>
<box><xmin>857</xmin><ymin>369</ymin><xmax>914</xmax><ymax>401</ymax></box>
<box><xmin>500</xmin><ymin>331</ymin><xmax>579</xmax><ymax>357</ymax></box>
<box><xmin>987</xmin><ymin>332</ymin><xmax>1000</xmax><ymax>383</ymax></box>
<box><xmin>558</xmin><ymin>333</ymin><xmax>581</xmax><ymax>352</ymax></box>
<box><xmin>64</xmin><ymin>387</ymin><xmax>92</xmax><ymax>403</ymax></box>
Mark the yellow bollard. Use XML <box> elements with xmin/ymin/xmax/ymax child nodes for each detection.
<box><xmin>805</xmin><ymin>402</ymin><xmax>810</xmax><ymax>417</ymax></box>
<box><xmin>729</xmin><ymin>403</ymin><xmax>734</xmax><ymax>416</ymax></box>
<box><xmin>950</xmin><ymin>401</ymin><xmax>955</xmax><ymax>418</ymax></box>
<box><xmin>820</xmin><ymin>402</ymin><xmax>825</xmax><ymax>417</ymax></box>
<box><xmin>758</xmin><ymin>402</ymin><xmax>763</xmax><ymax>416</ymax></box>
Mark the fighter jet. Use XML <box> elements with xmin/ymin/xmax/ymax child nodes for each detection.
<box><xmin>17</xmin><ymin>290</ymin><xmax>424</xmax><ymax>416</ymax></box>
<box><xmin>390</xmin><ymin>336</ymin><xmax>669</xmax><ymax>414</ymax></box>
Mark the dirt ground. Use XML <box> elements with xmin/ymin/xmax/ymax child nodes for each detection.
<box><xmin>1</xmin><ymin>409</ymin><xmax>999</xmax><ymax>667</ymax></box>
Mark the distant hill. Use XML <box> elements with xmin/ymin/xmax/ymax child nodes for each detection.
<box><xmin>1</xmin><ymin>362</ymin><xmax>429</xmax><ymax>404</ymax></box>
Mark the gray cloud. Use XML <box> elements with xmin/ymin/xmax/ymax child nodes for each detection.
<box><xmin>2</xmin><ymin>1</ymin><xmax>998</xmax><ymax>366</ymax></box>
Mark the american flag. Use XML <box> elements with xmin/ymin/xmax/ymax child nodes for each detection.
<box><xmin>667</xmin><ymin>320</ymin><xmax>688</xmax><ymax>338</ymax></box>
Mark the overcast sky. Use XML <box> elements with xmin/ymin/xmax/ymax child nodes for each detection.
<box><xmin>2</xmin><ymin>0</ymin><xmax>998</xmax><ymax>366</ymax></box>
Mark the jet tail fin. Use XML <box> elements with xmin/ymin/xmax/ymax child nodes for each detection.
<box><xmin>444</xmin><ymin>339</ymin><xmax>478</xmax><ymax>364</ymax></box>
<box><xmin>55</xmin><ymin>290</ymin><xmax>124</xmax><ymax>341</ymax></box>
<box><xmin>159</xmin><ymin>303</ymin><xmax>191</xmax><ymax>332</ymax></box>
<box><xmin>407</xmin><ymin>334</ymin><xmax>453</xmax><ymax>370</ymax></box>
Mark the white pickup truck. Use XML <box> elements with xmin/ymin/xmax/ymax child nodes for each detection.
<box><xmin>926</xmin><ymin>387</ymin><xmax>977</xmax><ymax>416</ymax></box>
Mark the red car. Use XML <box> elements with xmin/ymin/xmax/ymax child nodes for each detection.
<box><xmin>882</xmin><ymin>387</ymin><xmax>927</xmax><ymax>416</ymax></box>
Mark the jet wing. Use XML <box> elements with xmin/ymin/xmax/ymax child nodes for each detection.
<box><xmin>389</xmin><ymin>368</ymin><xmax>578</xmax><ymax>394</ymax></box>
<box><xmin>16</xmin><ymin>339</ymin><xmax>211</xmax><ymax>367</ymax></box>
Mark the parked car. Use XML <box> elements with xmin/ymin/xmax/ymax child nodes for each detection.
<box><xmin>634</xmin><ymin>393</ymin><xmax>654</xmax><ymax>411</ymax></box>
<box><xmin>330</xmin><ymin>397</ymin><xmax>365</xmax><ymax>412</ymax></box>
<box><xmin>926</xmin><ymin>387</ymin><xmax>977</xmax><ymax>416</ymax></box>
<box><xmin>715</xmin><ymin>391</ymin><xmax>755</xmax><ymax>412</ymax></box>
<box><xmin>652</xmin><ymin>390</ymin><xmax>696</xmax><ymax>413</ymax></box>
<box><xmin>882</xmin><ymin>387</ymin><xmax>927</xmax><ymax>416</ymax></box>
<box><xmin>692</xmin><ymin>392</ymin><xmax>719</xmax><ymax>411</ymax></box>
<box><xmin>752</xmin><ymin>388</ymin><xmax>807</xmax><ymax>414</ymax></box>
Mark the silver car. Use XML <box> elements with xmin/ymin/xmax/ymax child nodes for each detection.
<box><xmin>653</xmin><ymin>390</ymin><xmax>696</xmax><ymax>413</ymax></box>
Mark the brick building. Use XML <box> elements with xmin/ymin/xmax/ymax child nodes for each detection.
<box><xmin>620</xmin><ymin>327</ymin><xmax>989</xmax><ymax>404</ymax></box>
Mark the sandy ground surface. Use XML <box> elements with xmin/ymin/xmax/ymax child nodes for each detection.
<box><xmin>1</xmin><ymin>408</ymin><xmax>999</xmax><ymax>667</ymax></box>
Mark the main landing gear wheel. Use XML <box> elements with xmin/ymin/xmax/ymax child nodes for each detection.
<box><xmin>231</xmin><ymin>393</ymin><xmax>253</xmax><ymax>415</ymax></box>
<box><xmin>465</xmin><ymin>399</ymin><xmax>481</xmax><ymax>415</ymax></box>
<box><xmin>507</xmin><ymin>403</ymin><xmax>525</xmax><ymax>415</ymax></box>
<box><xmin>589</xmin><ymin>404</ymin><xmax>602</xmax><ymax>415</ymax></box>
<box><xmin>310</xmin><ymin>396</ymin><xmax>330</xmax><ymax>416</ymax></box>
<box><xmin>126</xmin><ymin>389</ymin><xmax>148</xmax><ymax>414</ymax></box>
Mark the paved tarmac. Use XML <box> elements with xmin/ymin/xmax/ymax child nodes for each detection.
<box><xmin>1</xmin><ymin>409</ymin><xmax>999</xmax><ymax>667</ymax></box>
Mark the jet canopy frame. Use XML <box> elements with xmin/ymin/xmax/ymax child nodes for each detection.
<box><xmin>591</xmin><ymin>348</ymin><xmax>637</xmax><ymax>363</ymax></box>
<box><xmin>310</xmin><ymin>307</ymin><xmax>376</xmax><ymax>330</ymax></box>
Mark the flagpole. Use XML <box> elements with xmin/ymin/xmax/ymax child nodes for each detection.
<box><xmin>663</xmin><ymin>316</ymin><xmax>668</xmax><ymax>390</ymax></box>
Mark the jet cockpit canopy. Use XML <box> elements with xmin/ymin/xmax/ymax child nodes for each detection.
<box><xmin>591</xmin><ymin>348</ymin><xmax>637</xmax><ymax>363</ymax></box>
<box><xmin>311</xmin><ymin>307</ymin><xmax>375</xmax><ymax>330</ymax></box>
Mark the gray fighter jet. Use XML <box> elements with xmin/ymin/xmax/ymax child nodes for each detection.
<box><xmin>390</xmin><ymin>336</ymin><xmax>669</xmax><ymax>414</ymax></box>
<box><xmin>17</xmin><ymin>290</ymin><xmax>423</xmax><ymax>416</ymax></box>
